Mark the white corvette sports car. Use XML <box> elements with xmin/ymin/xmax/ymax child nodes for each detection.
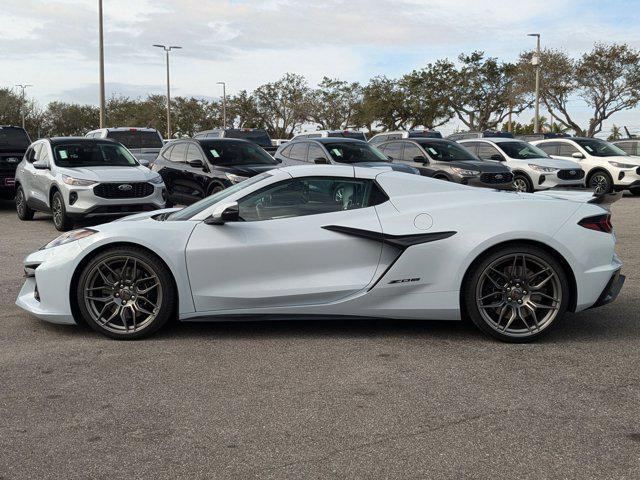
<box><xmin>17</xmin><ymin>165</ymin><xmax>624</xmax><ymax>342</ymax></box>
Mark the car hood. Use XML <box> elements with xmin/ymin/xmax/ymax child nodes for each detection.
<box><xmin>447</xmin><ymin>160</ymin><xmax>510</xmax><ymax>172</ymax></box>
<box><xmin>217</xmin><ymin>164</ymin><xmax>279</xmax><ymax>176</ymax></box>
<box><xmin>59</xmin><ymin>165</ymin><xmax>156</xmax><ymax>182</ymax></box>
<box><xmin>516</xmin><ymin>157</ymin><xmax>581</xmax><ymax>169</ymax></box>
<box><xmin>601</xmin><ymin>155</ymin><xmax>640</xmax><ymax>166</ymax></box>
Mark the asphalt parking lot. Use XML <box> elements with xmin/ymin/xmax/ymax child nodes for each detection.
<box><xmin>0</xmin><ymin>196</ymin><xmax>639</xmax><ymax>479</ymax></box>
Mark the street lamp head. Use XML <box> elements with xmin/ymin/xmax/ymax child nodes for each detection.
<box><xmin>169</xmin><ymin>46</ymin><xmax>182</xmax><ymax>50</ymax></box>
<box><xmin>153</xmin><ymin>44</ymin><xmax>166</xmax><ymax>48</ymax></box>
<box><xmin>217</xmin><ymin>82</ymin><xmax>225</xmax><ymax>85</ymax></box>
<box><xmin>527</xmin><ymin>33</ymin><xmax>540</xmax><ymax>38</ymax></box>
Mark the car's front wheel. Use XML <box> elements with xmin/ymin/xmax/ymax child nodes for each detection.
<box><xmin>463</xmin><ymin>244</ymin><xmax>569</xmax><ymax>342</ymax></box>
<box><xmin>51</xmin><ymin>191</ymin><xmax>74</xmax><ymax>231</ymax></box>
<box><xmin>76</xmin><ymin>246</ymin><xmax>176</xmax><ymax>339</ymax></box>
<box><xmin>513</xmin><ymin>174</ymin><xmax>533</xmax><ymax>193</ymax></box>
<box><xmin>588</xmin><ymin>171</ymin><xmax>613</xmax><ymax>195</ymax></box>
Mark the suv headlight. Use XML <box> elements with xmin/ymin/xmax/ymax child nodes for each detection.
<box><xmin>608</xmin><ymin>161</ymin><xmax>637</xmax><ymax>169</ymax></box>
<box><xmin>62</xmin><ymin>174</ymin><xmax>96</xmax><ymax>186</ymax></box>
<box><xmin>528</xmin><ymin>164</ymin><xmax>558</xmax><ymax>173</ymax></box>
<box><xmin>149</xmin><ymin>174</ymin><xmax>164</xmax><ymax>184</ymax></box>
<box><xmin>451</xmin><ymin>167</ymin><xmax>480</xmax><ymax>177</ymax></box>
<box><xmin>42</xmin><ymin>228</ymin><xmax>96</xmax><ymax>250</ymax></box>
<box><xmin>225</xmin><ymin>173</ymin><xmax>248</xmax><ymax>184</ymax></box>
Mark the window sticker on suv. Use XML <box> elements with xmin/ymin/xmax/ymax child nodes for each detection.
<box><xmin>330</xmin><ymin>148</ymin><xmax>343</xmax><ymax>157</ymax></box>
<box><xmin>59</xmin><ymin>150</ymin><xmax>69</xmax><ymax>159</ymax></box>
<box><xmin>209</xmin><ymin>149</ymin><xmax>220</xmax><ymax>158</ymax></box>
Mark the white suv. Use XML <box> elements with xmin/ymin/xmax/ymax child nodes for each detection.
<box><xmin>460</xmin><ymin>138</ymin><xmax>585</xmax><ymax>192</ymax></box>
<box><xmin>15</xmin><ymin>137</ymin><xmax>166</xmax><ymax>231</ymax></box>
<box><xmin>532</xmin><ymin>137</ymin><xmax>640</xmax><ymax>195</ymax></box>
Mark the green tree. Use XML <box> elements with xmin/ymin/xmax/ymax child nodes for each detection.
<box><xmin>608</xmin><ymin>124</ymin><xmax>623</xmax><ymax>141</ymax></box>
<box><xmin>308</xmin><ymin>77</ymin><xmax>362</xmax><ymax>130</ymax></box>
<box><xmin>253</xmin><ymin>73</ymin><xmax>311</xmax><ymax>138</ymax></box>
<box><xmin>42</xmin><ymin>102</ymin><xmax>99</xmax><ymax>136</ymax></box>
<box><xmin>399</xmin><ymin>61</ymin><xmax>454</xmax><ymax>129</ymax></box>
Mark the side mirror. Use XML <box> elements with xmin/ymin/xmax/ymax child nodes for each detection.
<box><xmin>204</xmin><ymin>202</ymin><xmax>239</xmax><ymax>225</ymax></box>
<box><xmin>189</xmin><ymin>159</ymin><xmax>205</xmax><ymax>168</ymax></box>
<box><xmin>387</xmin><ymin>155</ymin><xmax>394</xmax><ymax>161</ymax></box>
<box><xmin>275</xmin><ymin>158</ymin><xmax>282</xmax><ymax>163</ymax></box>
<box><xmin>490</xmin><ymin>154</ymin><xmax>505</xmax><ymax>161</ymax></box>
<box><xmin>413</xmin><ymin>155</ymin><xmax>428</xmax><ymax>163</ymax></box>
<box><xmin>33</xmin><ymin>160</ymin><xmax>49</xmax><ymax>170</ymax></box>
<box><xmin>313</xmin><ymin>157</ymin><xmax>328</xmax><ymax>164</ymax></box>
<box><xmin>572</xmin><ymin>152</ymin><xmax>584</xmax><ymax>159</ymax></box>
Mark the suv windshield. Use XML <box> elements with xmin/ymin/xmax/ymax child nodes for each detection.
<box><xmin>574</xmin><ymin>139</ymin><xmax>627</xmax><ymax>157</ymax></box>
<box><xmin>106</xmin><ymin>130</ymin><xmax>163</xmax><ymax>149</ymax></box>
<box><xmin>168</xmin><ymin>172</ymin><xmax>272</xmax><ymax>220</ymax></box>
<box><xmin>0</xmin><ymin>127</ymin><xmax>31</xmax><ymax>150</ymax></box>
<box><xmin>202</xmin><ymin>141</ymin><xmax>278</xmax><ymax>166</ymax></box>
<box><xmin>53</xmin><ymin>142</ymin><xmax>138</xmax><ymax>167</ymax></box>
<box><xmin>224</xmin><ymin>129</ymin><xmax>272</xmax><ymax>147</ymax></box>
<box><xmin>419</xmin><ymin>141</ymin><xmax>478</xmax><ymax>161</ymax></box>
<box><xmin>324</xmin><ymin>142</ymin><xmax>389</xmax><ymax>164</ymax></box>
<box><xmin>495</xmin><ymin>141</ymin><xmax>550</xmax><ymax>159</ymax></box>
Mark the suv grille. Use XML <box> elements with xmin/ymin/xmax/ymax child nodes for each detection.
<box><xmin>480</xmin><ymin>172</ymin><xmax>513</xmax><ymax>184</ymax></box>
<box><xmin>557</xmin><ymin>169</ymin><xmax>585</xmax><ymax>180</ymax></box>
<box><xmin>93</xmin><ymin>182</ymin><xmax>154</xmax><ymax>199</ymax></box>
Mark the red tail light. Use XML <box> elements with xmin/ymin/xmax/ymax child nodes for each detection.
<box><xmin>578</xmin><ymin>214</ymin><xmax>612</xmax><ymax>233</ymax></box>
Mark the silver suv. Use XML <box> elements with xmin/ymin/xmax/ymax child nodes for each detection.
<box><xmin>15</xmin><ymin>137</ymin><xmax>166</xmax><ymax>231</ymax></box>
<box><xmin>85</xmin><ymin>127</ymin><xmax>164</xmax><ymax>166</ymax></box>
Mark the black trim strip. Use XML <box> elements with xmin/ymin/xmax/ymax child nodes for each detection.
<box><xmin>322</xmin><ymin>225</ymin><xmax>456</xmax><ymax>249</ymax></box>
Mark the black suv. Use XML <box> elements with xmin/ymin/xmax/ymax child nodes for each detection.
<box><xmin>152</xmin><ymin>138</ymin><xmax>280</xmax><ymax>205</ymax></box>
<box><xmin>447</xmin><ymin>130</ymin><xmax>514</xmax><ymax>141</ymax></box>
<box><xmin>194</xmin><ymin>128</ymin><xmax>276</xmax><ymax>154</ymax></box>
<box><xmin>0</xmin><ymin>126</ymin><xmax>31</xmax><ymax>200</ymax></box>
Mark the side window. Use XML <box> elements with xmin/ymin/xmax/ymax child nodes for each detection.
<box><xmin>186</xmin><ymin>144</ymin><xmax>204</xmax><ymax>162</ymax></box>
<box><xmin>615</xmin><ymin>142</ymin><xmax>632</xmax><ymax>154</ymax></box>
<box><xmin>307</xmin><ymin>134</ymin><xmax>321</xmax><ymax>139</ymax></box>
<box><xmin>635</xmin><ymin>143</ymin><xmax>640</xmax><ymax>156</ymax></box>
<box><xmin>39</xmin><ymin>143</ymin><xmax>51</xmax><ymax>162</ymax></box>
<box><xmin>238</xmin><ymin>177</ymin><xmax>386</xmax><ymax>222</ymax></box>
<box><xmin>558</xmin><ymin>143</ymin><xmax>579</xmax><ymax>157</ymax></box>
<box><xmin>477</xmin><ymin>143</ymin><xmax>500</xmax><ymax>160</ymax></box>
<box><xmin>32</xmin><ymin>143</ymin><xmax>43</xmax><ymax>162</ymax></box>
<box><xmin>308</xmin><ymin>144</ymin><xmax>327</xmax><ymax>162</ymax></box>
<box><xmin>289</xmin><ymin>142</ymin><xmax>309</xmax><ymax>161</ymax></box>
<box><xmin>280</xmin><ymin>144</ymin><xmax>293</xmax><ymax>158</ymax></box>
<box><xmin>384</xmin><ymin>142</ymin><xmax>403</xmax><ymax>161</ymax></box>
<box><xmin>161</xmin><ymin>145</ymin><xmax>174</xmax><ymax>160</ymax></box>
<box><xmin>25</xmin><ymin>146</ymin><xmax>36</xmax><ymax>163</ymax></box>
<box><xmin>207</xmin><ymin>132</ymin><xmax>220</xmax><ymax>138</ymax></box>
<box><xmin>170</xmin><ymin>143</ymin><xmax>187</xmax><ymax>162</ymax></box>
<box><xmin>460</xmin><ymin>142</ymin><xmax>478</xmax><ymax>155</ymax></box>
<box><xmin>538</xmin><ymin>142</ymin><xmax>559</xmax><ymax>156</ymax></box>
<box><xmin>402</xmin><ymin>143</ymin><xmax>424</xmax><ymax>162</ymax></box>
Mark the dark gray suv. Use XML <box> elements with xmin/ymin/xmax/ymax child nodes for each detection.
<box><xmin>376</xmin><ymin>138</ymin><xmax>514</xmax><ymax>189</ymax></box>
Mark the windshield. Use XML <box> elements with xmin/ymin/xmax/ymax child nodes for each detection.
<box><xmin>202</xmin><ymin>141</ymin><xmax>278</xmax><ymax>166</ymax></box>
<box><xmin>495</xmin><ymin>141</ymin><xmax>550</xmax><ymax>159</ymax></box>
<box><xmin>106</xmin><ymin>130</ymin><xmax>163</xmax><ymax>149</ymax></box>
<box><xmin>0</xmin><ymin>127</ymin><xmax>30</xmax><ymax>150</ymax></box>
<box><xmin>53</xmin><ymin>142</ymin><xmax>138</xmax><ymax>167</ymax></box>
<box><xmin>574</xmin><ymin>138</ymin><xmax>627</xmax><ymax>157</ymax></box>
<box><xmin>328</xmin><ymin>131</ymin><xmax>367</xmax><ymax>141</ymax></box>
<box><xmin>419</xmin><ymin>141</ymin><xmax>478</xmax><ymax>161</ymax></box>
<box><xmin>168</xmin><ymin>172</ymin><xmax>272</xmax><ymax>220</ymax></box>
<box><xmin>324</xmin><ymin>142</ymin><xmax>389</xmax><ymax>164</ymax></box>
<box><xmin>224</xmin><ymin>129</ymin><xmax>272</xmax><ymax>147</ymax></box>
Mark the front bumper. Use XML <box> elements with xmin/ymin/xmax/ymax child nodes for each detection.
<box><xmin>613</xmin><ymin>168</ymin><xmax>640</xmax><ymax>188</ymax></box>
<box><xmin>536</xmin><ymin>174</ymin><xmax>584</xmax><ymax>190</ymax></box>
<box><xmin>462</xmin><ymin>176</ymin><xmax>513</xmax><ymax>190</ymax></box>
<box><xmin>590</xmin><ymin>269</ymin><xmax>625</xmax><ymax>309</ymax></box>
<box><xmin>61</xmin><ymin>182</ymin><xmax>166</xmax><ymax>217</ymax></box>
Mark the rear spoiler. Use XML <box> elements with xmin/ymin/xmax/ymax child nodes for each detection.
<box><xmin>534</xmin><ymin>189</ymin><xmax>623</xmax><ymax>210</ymax></box>
<box><xmin>589</xmin><ymin>191</ymin><xmax>623</xmax><ymax>208</ymax></box>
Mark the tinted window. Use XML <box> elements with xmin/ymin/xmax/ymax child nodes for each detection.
<box><xmin>186</xmin><ymin>144</ymin><xmax>204</xmax><ymax>162</ymax></box>
<box><xmin>419</xmin><ymin>141</ymin><xmax>478</xmax><ymax>161</ymax></box>
<box><xmin>308</xmin><ymin>144</ymin><xmax>327</xmax><ymax>162</ymax></box>
<box><xmin>238</xmin><ymin>177</ymin><xmax>385</xmax><ymax>222</ymax></box>
<box><xmin>615</xmin><ymin>142</ymin><xmax>634</xmax><ymax>154</ymax></box>
<box><xmin>494</xmin><ymin>141</ymin><xmax>550</xmax><ymax>159</ymax></box>
<box><xmin>280</xmin><ymin>144</ymin><xmax>293</xmax><ymax>158</ymax></box>
<box><xmin>558</xmin><ymin>143</ymin><xmax>579</xmax><ymax>157</ymax></box>
<box><xmin>106</xmin><ymin>130</ymin><xmax>163</xmax><ymax>149</ymax></box>
<box><xmin>381</xmin><ymin>142</ymin><xmax>403</xmax><ymax>161</ymax></box>
<box><xmin>407</xmin><ymin>131</ymin><xmax>443</xmax><ymax>139</ymax></box>
<box><xmin>170</xmin><ymin>143</ymin><xmax>187</xmax><ymax>162</ymax></box>
<box><xmin>0</xmin><ymin>126</ymin><xmax>30</xmax><ymax>150</ymax></box>
<box><xmin>537</xmin><ymin>142</ymin><xmax>559</xmax><ymax>156</ymax></box>
<box><xmin>53</xmin><ymin>142</ymin><xmax>138</xmax><ymax>167</ymax></box>
<box><xmin>402</xmin><ymin>143</ymin><xmax>424</xmax><ymax>162</ymax></box>
<box><xmin>289</xmin><ymin>142</ymin><xmax>309</xmax><ymax>161</ymax></box>
<box><xmin>161</xmin><ymin>145</ymin><xmax>174</xmax><ymax>160</ymax></box>
<box><xmin>573</xmin><ymin>139</ymin><xmax>627</xmax><ymax>157</ymax></box>
<box><xmin>203</xmin><ymin>141</ymin><xmax>278</xmax><ymax>166</ymax></box>
<box><xmin>224</xmin><ymin>129</ymin><xmax>271</xmax><ymax>147</ymax></box>
<box><xmin>328</xmin><ymin>131</ymin><xmax>367</xmax><ymax>141</ymax></box>
<box><xmin>477</xmin><ymin>144</ymin><xmax>501</xmax><ymax>160</ymax></box>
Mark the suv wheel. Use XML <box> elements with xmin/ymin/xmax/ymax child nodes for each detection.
<box><xmin>16</xmin><ymin>186</ymin><xmax>35</xmax><ymax>220</ymax></box>
<box><xmin>51</xmin><ymin>191</ymin><xmax>74</xmax><ymax>231</ymax></box>
<box><xmin>513</xmin><ymin>174</ymin><xmax>533</xmax><ymax>193</ymax></box>
<box><xmin>588</xmin><ymin>171</ymin><xmax>613</xmax><ymax>194</ymax></box>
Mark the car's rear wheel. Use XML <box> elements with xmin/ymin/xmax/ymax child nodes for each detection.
<box><xmin>463</xmin><ymin>244</ymin><xmax>569</xmax><ymax>342</ymax></box>
<box><xmin>51</xmin><ymin>191</ymin><xmax>74</xmax><ymax>231</ymax></box>
<box><xmin>513</xmin><ymin>174</ymin><xmax>533</xmax><ymax>193</ymax></box>
<box><xmin>76</xmin><ymin>246</ymin><xmax>176</xmax><ymax>339</ymax></box>
<box><xmin>16</xmin><ymin>186</ymin><xmax>35</xmax><ymax>220</ymax></box>
<box><xmin>588</xmin><ymin>171</ymin><xmax>613</xmax><ymax>194</ymax></box>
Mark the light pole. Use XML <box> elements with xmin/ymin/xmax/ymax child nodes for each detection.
<box><xmin>98</xmin><ymin>0</ymin><xmax>106</xmax><ymax>128</ymax></box>
<box><xmin>528</xmin><ymin>33</ymin><xmax>541</xmax><ymax>134</ymax></box>
<box><xmin>15</xmin><ymin>84</ymin><xmax>33</xmax><ymax>129</ymax></box>
<box><xmin>153</xmin><ymin>44</ymin><xmax>182</xmax><ymax>139</ymax></box>
<box><xmin>217</xmin><ymin>82</ymin><xmax>227</xmax><ymax>129</ymax></box>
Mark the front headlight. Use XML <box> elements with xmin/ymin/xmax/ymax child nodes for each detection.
<box><xmin>42</xmin><ymin>228</ymin><xmax>97</xmax><ymax>250</ymax></box>
<box><xmin>62</xmin><ymin>174</ymin><xmax>96</xmax><ymax>186</ymax></box>
<box><xmin>149</xmin><ymin>174</ymin><xmax>164</xmax><ymax>184</ymax></box>
<box><xmin>451</xmin><ymin>167</ymin><xmax>480</xmax><ymax>177</ymax></box>
<box><xmin>608</xmin><ymin>161</ymin><xmax>637</xmax><ymax>169</ymax></box>
<box><xmin>528</xmin><ymin>164</ymin><xmax>558</xmax><ymax>173</ymax></box>
<box><xmin>225</xmin><ymin>173</ymin><xmax>248</xmax><ymax>184</ymax></box>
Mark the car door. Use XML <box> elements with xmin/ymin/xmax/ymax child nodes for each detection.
<box><xmin>183</xmin><ymin>143</ymin><xmax>208</xmax><ymax>203</ymax></box>
<box><xmin>400</xmin><ymin>142</ymin><xmax>433</xmax><ymax>176</ymax></box>
<box><xmin>163</xmin><ymin>142</ymin><xmax>189</xmax><ymax>204</ymax></box>
<box><xmin>185</xmin><ymin>175</ymin><xmax>385</xmax><ymax>311</ymax></box>
<box><xmin>25</xmin><ymin>142</ymin><xmax>51</xmax><ymax>208</ymax></box>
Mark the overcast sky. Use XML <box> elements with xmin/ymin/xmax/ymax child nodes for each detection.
<box><xmin>2</xmin><ymin>0</ymin><xmax>640</xmax><ymax>135</ymax></box>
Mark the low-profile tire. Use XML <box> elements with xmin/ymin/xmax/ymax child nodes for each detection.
<box><xmin>463</xmin><ymin>244</ymin><xmax>570</xmax><ymax>343</ymax></box>
<box><xmin>587</xmin><ymin>171</ymin><xmax>613</xmax><ymax>195</ymax></box>
<box><xmin>15</xmin><ymin>186</ymin><xmax>35</xmax><ymax>220</ymax></box>
<box><xmin>513</xmin><ymin>174</ymin><xmax>533</xmax><ymax>193</ymax></box>
<box><xmin>208</xmin><ymin>184</ymin><xmax>225</xmax><ymax>197</ymax></box>
<box><xmin>76</xmin><ymin>246</ymin><xmax>176</xmax><ymax>340</ymax></box>
<box><xmin>51</xmin><ymin>190</ymin><xmax>74</xmax><ymax>231</ymax></box>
